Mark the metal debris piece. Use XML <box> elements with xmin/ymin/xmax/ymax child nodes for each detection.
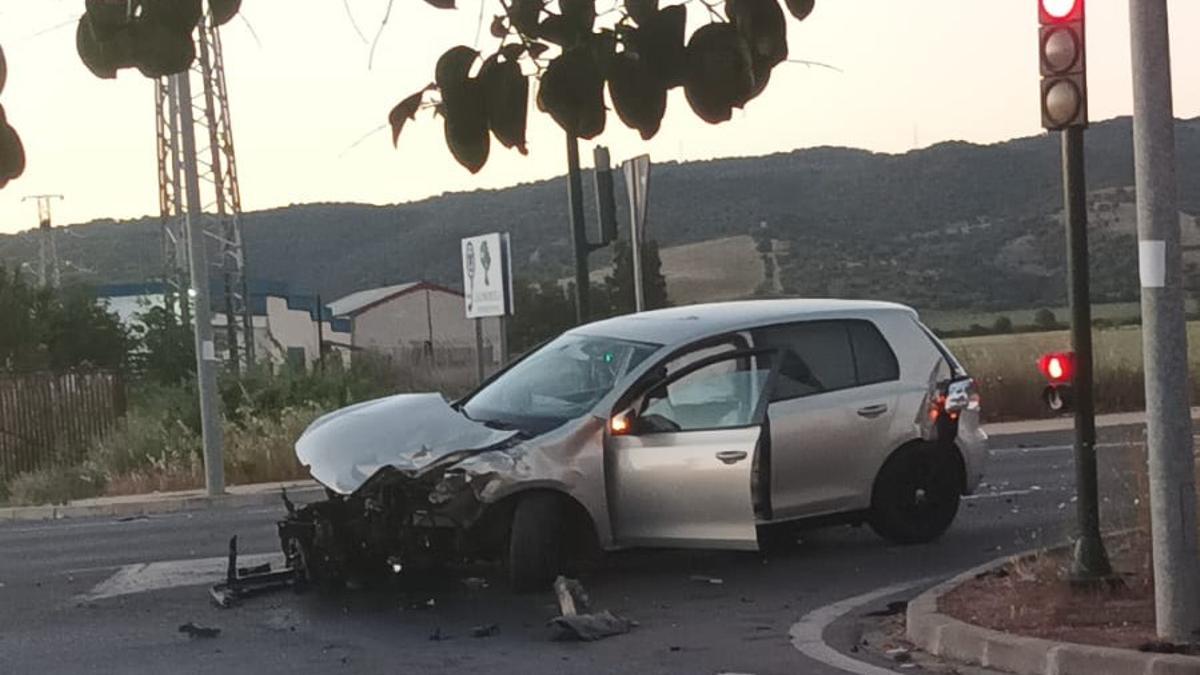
<box><xmin>178</xmin><ymin>622</ymin><xmax>221</xmax><ymax>638</ymax></box>
<box><xmin>863</xmin><ymin>601</ymin><xmax>908</xmax><ymax>618</ymax></box>
<box><xmin>471</xmin><ymin>623</ymin><xmax>500</xmax><ymax>638</ymax></box>
<box><xmin>689</xmin><ymin>575</ymin><xmax>724</xmax><ymax>585</ymax></box>
<box><xmin>210</xmin><ymin>536</ymin><xmax>297</xmax><ymax>608</ymax></box>
<box><xmin>548</xmin><ymin>576</ymin><xmax>634</xmax><ymax>642</ymax></box>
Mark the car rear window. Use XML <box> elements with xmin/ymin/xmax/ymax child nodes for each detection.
<box><xmin>752</xmin><ymin>319</ymin><xmax>897</xmax><ymax>401</ymax></box>
<box><xmin>848</xmin><ymin>321</ymin><xmax>900</xmax><ymax>385</ymax></box>
<box><xmin>914</xmin><ymin>319</ymin><xmax>967</xmax><ymax>377</ymax></box>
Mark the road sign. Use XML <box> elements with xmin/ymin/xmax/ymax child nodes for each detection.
<box><xmin>622</xmin><ymin>155</ymin><xmax>651</xmax><ymax>243</ymax></box>
<box><xmin>461</xmin><ymin>232</ymin><xmax>513</xmax><ymax>319</ymax></box>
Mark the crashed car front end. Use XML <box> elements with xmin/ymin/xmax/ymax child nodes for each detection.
<box><xmin>274</xmin><ymin>392</ymin><xmax>607</xmax><ymax>586</ymax></box>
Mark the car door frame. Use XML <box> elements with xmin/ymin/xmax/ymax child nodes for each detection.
<box><xmin>604</xmin><ymin>346</ymin><xmax>780</xmax><ymax>550</ymax></box>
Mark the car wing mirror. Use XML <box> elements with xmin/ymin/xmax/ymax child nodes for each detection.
<box><xmin>610</xmin><ymin>408</ymin><xmax>639</xmax><ymax>436</ymax></box>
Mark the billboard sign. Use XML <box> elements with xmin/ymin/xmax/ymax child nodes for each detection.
<box><xmin>462</xmin><ymin>232</ymin><xmax>513</xmax><ymax>318</ymax></box>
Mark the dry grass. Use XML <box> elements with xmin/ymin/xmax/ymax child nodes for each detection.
<box><xmin>945</xmin><ymin>323</ymin><xmax>1200</xmax><ymax>422</ymax></box>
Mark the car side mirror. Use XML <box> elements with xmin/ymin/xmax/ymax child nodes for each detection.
<box><xmin>610</xmin><ymin>409</ymin><xmax>639</xmax><ymax>436</ymax></box>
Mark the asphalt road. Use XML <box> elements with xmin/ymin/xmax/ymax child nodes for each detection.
<box><xmin>0</xmin><ymin>425</ymin><xmax>1151</xmax><ymax>675</ymax></box>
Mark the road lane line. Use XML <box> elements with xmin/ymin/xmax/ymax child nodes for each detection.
<box><xmin>790</xmin><ymin>576</ymin><xmax>940</xmax><ymax>675</ymax></box>
<box><xmin>963</xmin><ymin>489</ymin><xmax>1035</xmax><ymax>501</ymax></box>
<box><xmin>78</xmin><ymin>552</ymin><xmax>283</xmax><ymax>601</ymax></box>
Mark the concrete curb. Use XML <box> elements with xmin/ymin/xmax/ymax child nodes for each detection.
<box><xmin>0</xmin><ymin>484</ymin><xmax>325</xmax><ymax>522</ymax></box>
<box><xmin>906</xmin><ymin>552</ymin><xmax>1200</xmax><ymax>675</ymax></box>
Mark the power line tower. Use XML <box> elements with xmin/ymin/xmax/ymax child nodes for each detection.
<box><xmin>23</xmin><ymin>194</ymin><xmax>64</xmax><ymax>288</ymax></box>
<box><xmin>155</xmin><ymin>6</ymin><xmax>253</xmax><ymax>373</ymax></box>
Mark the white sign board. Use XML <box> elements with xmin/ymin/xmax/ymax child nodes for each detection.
<box><xmin>462</xmin><ymin>232</ymin><xmax>513</xmax><ymax>318</ymax></box>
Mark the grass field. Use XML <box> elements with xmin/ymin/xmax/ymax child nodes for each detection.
<box><xmin>591</xmin><ymin>235</ymin><xmax>765</xmax><ymax>305</ymax></box>
<box><xmin>946</xmin><ymin>323</ymin><xmax>1200</xmax><ymax>422</ymax></box>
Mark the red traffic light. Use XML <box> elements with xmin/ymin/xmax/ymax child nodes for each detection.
<box><xmin>1040</xmin><ymin>0</ymin><xmax>1083</xmax><ymax>24</ymax></box>
<box><xmin>1037</xmin><ymin>352</ymin><xmax>1075</xmax><ymax>384</ymax></box>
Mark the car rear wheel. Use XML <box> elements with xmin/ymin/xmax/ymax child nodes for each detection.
<box><xmin>868</xmin><ymin>443</ymin><xmax>961</xmax><ymax>545</ymax></box>
<box><xmin>507</xmin><ymin>492</ymin><xmax>569</xmax><ymax>593</ymax></box>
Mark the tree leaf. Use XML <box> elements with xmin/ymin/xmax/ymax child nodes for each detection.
<box><xmin>509</xmin><ymin>0</ymin><xmax>545</xmax><ymax>35</ymax></box>
<box><xmin>132</xmin><ymin>18</ymin><xmax>196</xmax><ymax>78</ymax></box>
<box><xmin>0</xmin><ymin>121</ymin><xmax>26</xmax><ymax>181</ymax></box>
<box><xmin>0</xmin><ymin>44</ymin><xmax>7</xmax><ymax>97</ymax></box>
<box><xmin>527</xmin><ymin>42</ymin><xmax>551</xmax><ymax>58</ymax></box>
<box><xmin>389</xmin><ymin>86</ymin><xmax>431</xmax><ymax>147</ymax></box>
<box><xmin>211</xmin><ymin>0</ymin><xmax>243</xmax><ymax>26</ymax></box>
<box><xmin>141</xmin><ymin>0</ymin><xmax>203</xmax><ymax>36</ymax></box>
<box><xmin>424</xmin><ymin>0</ymin><xmax>457</xmax><ymax>8</ymax></box>
<box><xmin>490</xmin><ymin>15</ymin><xmax>508</xmax><ymax>38</ymax></box>
<box><xmin>499</xmin><ymin>43</ymin><xmax>526</xmax><ymax>60</ymax></box>
<box><xmin>783</xmin><ymin>0</ymin><xmax>815</xmax><ymax>21</ymax></box>
<box><xmin>627</xmin><ymin>5</ymin><xmax>686</xmax><ymax>88</ymax></box>
<box><xmin>537</xmin><ymin>46</ymin><xmax>605</xmax><ymax>139</ymax></box>
<box><xmin>607</xmin><ymin>52</ymin><xmax>666</xmax><ymax>140</ymax></box>
<box><xmin>683</xmin><ymin>22</ymin><xmax>754</xmax><ymax>124</ymax></box>
<box><xmin>436</xmin><ymin>46</ymin><xmax>479</xmax><ymax>108</ymax></box>
<box><xmin>560</xmin><ymin>0</ymin><xmax>596</xmax><ymax>35</ymax></box>
<box><xmin>481</xmin><ymin>55</ymin><xmax>529</xmax><ymax>153</ymax></box>
<box><xmin>624</xmin><ymin>0</ymin><xmax>657</xmax><ymax>26</ymax></box>
<box><xmin>726</xmin><ymin>0</ymin><xmax>787</xmax><ymax>100</ymax></box>
<box><xmin>85</xmin><ymin>0</ymin><xmax>132</xmax><ymax>41</ymax></box>
<box><xmin>443</xmin><ymin>85</ymin><xmax>490</xmax><ymax>173</ymax></box>
<box><xmin>76</xmin><ymin>13</ymin><xmax>136</xmax><ymax>79</ymax></box>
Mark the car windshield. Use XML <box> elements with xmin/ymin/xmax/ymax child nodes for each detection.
<box><xmin>462</xmin><ymin>333</ymin><xmax>660</xmax><ymax>435</ymax></box>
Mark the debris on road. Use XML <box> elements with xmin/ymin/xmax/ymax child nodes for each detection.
<box><xmin>548</xmin><ymin>576</ymin><xmax>636</xmax><ymax>642</ymax></box>
<box><xmin>471</xmin><ymin>623</ymin><xmax>500</xmax><ymax>638</ymax></box>
<box><xmin>428</xmin><ymin>627</ymin><xmax>450</xmax><ymax>641</ymax></box>
<box><xmin>116</xmin><ymin>515</ymin><xmax>149</xmax><ymax>522</ymax></box>
<box><xmin>178</xmin><ymin>622</ymin><xmax>221</xmax><ymax>639</ymax></box>
<box><xmin>461</xmin><ymin>577</ymin><xmax>489</xmax><ymax>590</ymax></box>
<box><xmin>689</xmin><ymin>575</ymin><xmax>724</xmax><ymax>585</ymax></box>
<box><xmin>210</xmin><ymin>536</ymin><xmax>297</xmax><ymax>608</ymax></box>
<box><xmin>405</xmin><ymin>598</ymin><xmax>437</xmax><ymax>610</ymax></box>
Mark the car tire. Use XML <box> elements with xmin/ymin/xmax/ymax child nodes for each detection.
<box><xmin>868</xmin><ymin>442</ymin><xmax>961</xmax><ymax>545</ymax></box>
<box><xmin>507</xmin><ymin>492</ymin><xmax>568</xmax><ymax>593</ymax></box>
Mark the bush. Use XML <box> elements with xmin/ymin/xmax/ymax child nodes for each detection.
<box><xmin>6</xmin><ymin>465</ymin><xmax>106</xmax><ymax>506</ymax></box>
<box><xmin>224</xmin><ymin>403</ymin><xmax>326</xmax><ymax>485</ymax></box>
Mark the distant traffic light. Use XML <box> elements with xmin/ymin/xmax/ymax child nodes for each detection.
<box><xmin>1038</xmin><ymin>0</ymin><xmax>1087</xmax><ymax>130</ymax></box>
<box><xmin>592</xmin><ymin>146</ymin><xmax>618</xmax><ymax>246</ymax></box>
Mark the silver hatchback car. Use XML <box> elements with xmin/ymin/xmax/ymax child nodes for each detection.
<box><xmin>279</xmin><ymin>300</ymin><xmax>988</xmax><ymax>591</ymax></box>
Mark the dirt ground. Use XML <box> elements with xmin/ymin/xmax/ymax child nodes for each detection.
<box><xmin>937</xmin><ymin>531</ymin><xmax>1197</xmax><ymax>654</ymax></box>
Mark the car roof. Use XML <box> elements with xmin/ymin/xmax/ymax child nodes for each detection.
<box><xmin>569</xmin><ymin>299</ymin><xmax>918</xmax><ymax>347</ymax></box>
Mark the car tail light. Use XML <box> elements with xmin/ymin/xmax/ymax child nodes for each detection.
<box><xmin>929</xmin><ymin>378</ymin><xmax>980</xmax><ymax>423</ymax></box>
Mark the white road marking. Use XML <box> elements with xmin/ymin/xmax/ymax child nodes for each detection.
<box><xmin>963</xmin><ymin>489</ymin><xmax>1035</xmax><ymax>501</ymax></box>
<box><xmin>789</xmin><ymin>576</ymin><xmax>939</xmax><ymax>675</ymax></box>
<box><xmin>78</xmin><ymin>552</ymin><xmax>283</xmax><ymax>601</ymax></box>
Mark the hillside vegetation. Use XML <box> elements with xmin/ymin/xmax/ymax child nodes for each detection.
<box><xmin>1</xmin><ymin>116</ymin><xmax>1197</xmax><ymax>313</ymax></box>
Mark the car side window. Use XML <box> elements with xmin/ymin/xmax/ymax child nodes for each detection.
<box><xmin>752</xmin><ymin>322</ymin><xmax>856</xmax><ymax>401</ymax></box>
<box><xmin>848</xmin><ymin>321</ymin><xmax>900</xmax><ymax>385</ymax></box>
<box><xmin>638</xmin><ymin>351</ymin><xmax>771</xmax><ymax>433</ymax></box>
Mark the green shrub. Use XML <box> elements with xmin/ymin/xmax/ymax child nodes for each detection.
<box><xmin>89</xmin><ymin>404</ymin><xmax>202</xmax><ymax>479</ymax></box>
<box><xmin>224</xmin><ymin>403</ymin><xmax>326</xmax><ymax>485</ymax></box>
<box><xmin>6</xmin><ymin>465</ymin><xmax>106</xmax><ymax>506</ymax></box>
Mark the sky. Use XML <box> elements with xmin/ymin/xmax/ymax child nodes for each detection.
<box><xmin>0</xmin><ymin>0</ymin><xmax>1197</xmax><ymax>234</ymax></box>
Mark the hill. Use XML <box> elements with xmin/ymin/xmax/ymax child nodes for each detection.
<box><xmin>1</xmin><ymin>116</ymin><xmax>1197</xmax><ymax>312</ymax></box>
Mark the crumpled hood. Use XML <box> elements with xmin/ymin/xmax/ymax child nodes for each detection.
<box><xmin>296</xmin><ymin>393</ymin><xmax>520</xmax><ymax>495</ymax></box>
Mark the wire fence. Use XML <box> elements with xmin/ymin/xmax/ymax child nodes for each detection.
<box><xmin>0</xmin><ymin>371</ymin><xmax>126</xmax><ymax>481</ymax></box>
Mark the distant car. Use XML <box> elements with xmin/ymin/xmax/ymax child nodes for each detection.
<box><xmin>279</xmin><ymin>300</ymin><xmax>988</xmax><ymax>591</ymax></box>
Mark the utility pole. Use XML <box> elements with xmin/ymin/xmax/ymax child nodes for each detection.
<box><xmin>566</xmin><ymin>134</ymin><xmax>590</xmax><ymax>324</ymax></box>
<box><xmin>1128</xmin><ymin>0</ymin><xmax>1200</xmax><ymax>642</ymax></box>
<box><xmin>23</xmin><ymin>194</ymin><xmax>64</xmax><ymax>287</ymax></box>
<box><xmin>175</xmin><ymin>71</ymin><xmax>225</xmax><ymax>497</ymax></box>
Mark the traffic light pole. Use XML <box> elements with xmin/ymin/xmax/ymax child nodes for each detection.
<box><xmin>1061</xmin><ymin>126</ymin><xmax>1111</xmax><ymax>581</ymax></box>
<box><xmin>1128</xmin><ymin>0</ymin><xmax>1200</xmax><ymax>641</ymax></box>
<box><xmin>566</xmin><ymin>133</ymin><xmax>590</xmax><ymax>324</ymax></box>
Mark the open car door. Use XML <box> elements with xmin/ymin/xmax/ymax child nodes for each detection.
<box><xmin>606</xmin><ymin>349</ymin><xmax>778</xmax><ymax>550</ymax></box>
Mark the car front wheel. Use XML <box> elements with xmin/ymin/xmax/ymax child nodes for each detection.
<box><xmin>507</xmin><ymin>492</ymin><xmax>569</xmax><ymax>593</ymax></box>
<box><xmin>868</xmin><ymin>443</ymin><xmax>962</xmax><ymax>545</ymax></box>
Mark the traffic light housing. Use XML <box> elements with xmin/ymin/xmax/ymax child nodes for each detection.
<box><xmin>592</xmin><ymin>146</ymin><xmax>618</xmax><ymax>246</ymax></box>
<box><xmin>1039</xmin><ymin>0</ymin><xmax>1087</xmax><ymax>130</ymax></box>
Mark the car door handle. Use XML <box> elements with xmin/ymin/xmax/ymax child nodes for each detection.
<box><xmin>715</xmin><ymin>450</ymin><xmax>748</xmax><ymax>464</ymax></box>
<box><xmin>857</xmin><ymin>404</ymin><xmax>889</xmax><ymax>419</ymax></box>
